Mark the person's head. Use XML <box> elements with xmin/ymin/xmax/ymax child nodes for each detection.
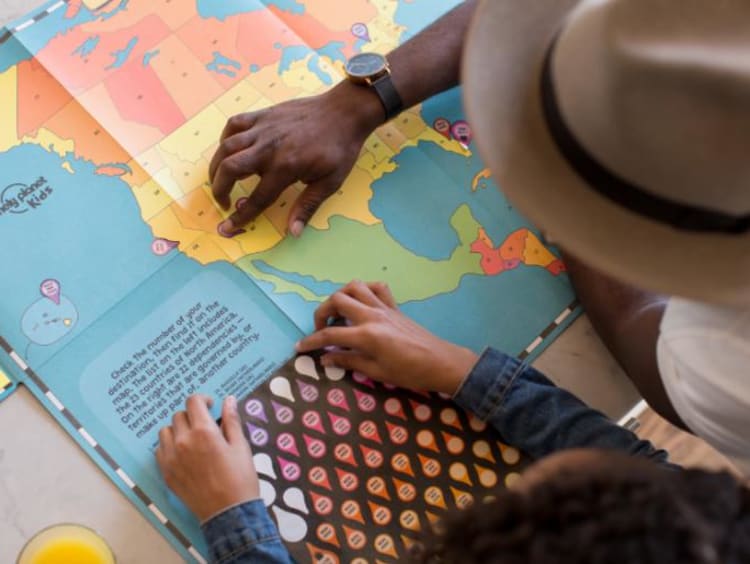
<box><xmin>412</xmin><ymin>450</ymin><xmax>750</xmax><ymax>564</ymax></box>
<box><xmin>463</xmin><ymin>0</ymin><xmax>750</xmax><ymax>306</ymax></box>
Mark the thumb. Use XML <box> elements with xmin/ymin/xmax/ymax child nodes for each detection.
<box><xmin>220</xmin><ymin>396</ymin><xmax>244</xmax><ymax>445</ymax></box>
<box><xmin>288</xmin><ymin>177</ymin><xmax>341</xmax><ymax>237</ymax></box>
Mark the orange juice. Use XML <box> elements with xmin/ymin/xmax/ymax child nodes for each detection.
<box><xmin>17</xmin><ymin>524</ymin><xmax>115</xmax><ymax>564</ymax></box>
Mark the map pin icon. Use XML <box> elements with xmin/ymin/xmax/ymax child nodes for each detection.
<box><xmin>450</xmin><ymin>119</ymin><xmax>473</xmax><ymax>149</ymax></box>
<box><xmin>433</xmin><ymin>117</ymin><xmax>451</xmax><ymax>139</ymax></box>
<box><xmin>351</xmin><ymin>22</ymin><xmax>371</xmax><ymax>42</ymax></box>
<box><xmin>40</xmin><ymin>279</ymin><xmax>61</xmax><ymax>305</ymax></box>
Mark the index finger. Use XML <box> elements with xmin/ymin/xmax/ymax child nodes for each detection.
<box><xmin>220</xmin><ymin>112</ymin><xmax>259</xmax><ymax>142</ymax></box>
<box><xmin>185</xmin><ymin>395</ymin><xmax>215</xmax><ymax>428</ymax></box>
<box><xmin>314</xmin><ymin>290</ymin><xmax>372</xmax><ymax>330</ymax></box>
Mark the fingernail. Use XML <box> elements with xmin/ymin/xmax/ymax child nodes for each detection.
<box><xmin>294</xmin><ymin>341</ymin><xmax>302</xmax><ymax>352</ymax></box>
<box><xmin>290</xmin><ymin>220</ymin><xmax>305</xmax><ymax>238</ymax></box>
<box><xmin>217</xmin><ymin>219</ymin><xmax>245</xmax><ymax>239</ymax></box>
<box><xmin>227</xmin><ymin>395</ymin><xmax>237</xmax><ymax>409</ymax></box>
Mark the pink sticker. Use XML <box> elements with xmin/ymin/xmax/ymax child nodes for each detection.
<box><xmin>326</xmin><ymin>388</ymin><xmax>350</xmax><ymax>411</ymax></box>
<box><xmin>278</xmin><ymin>456</ymin><xmax>301</xmax><ymax>481</ymax></box>
<box><xmin>271</xmin><ymin>400</ymin><xmax>294</xmax><ymax>424</ymax></box>
<box><xmin>297</xmin><ymin>380</ymin><xmax>319</xmax><ymax>402</ymax></box>
<box><xmin>302</xmin><ymin>410</ymin><xmax>325</xmax><ymax>434</ymax></box>
<box><xmin>328</xmin><ymin>412</ymin><xmax>352</xmax><ymax>436</ymax></box>
<box><xmin>354</xmin><ymin>389</ymin><xmax>376</xmax><ymax>412</ymax></box>
<box><xmin>40</xmin><ymin>279</ymin><xmax>61</xmax><ymax>305</ymax></box>
<box><xmin>450</xmin><ymin>120</ymin><xmax>473</xmax><ymax>148</ymax></box>
<box><xmin>334</xmin><ymin>443</ymin><xmax>357</xmax><ymax>467</ymax></box>
<box><xmin>245</xmin><ymin>399</ymin><xmax>267</xmax><ymax>423</ymax></box>
<box><xmin>276</xmin><ymin>432</ymin><xmax>300</xmax><ymax>457</ymax></box>
<box><xmin>304</xmin><ymin>434</ymin><xmax>327</xmax><ymax>458</ymax></box>
<box><xmin>246</xmin><ymin>422</ymin><xmax>269</xmax><ymax>447</ymax></box>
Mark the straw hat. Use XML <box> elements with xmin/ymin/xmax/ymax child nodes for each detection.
<box><xmin>463</xmin><ymin>0</ymin><xmax>750</xmax><ymax>305</ymax></box>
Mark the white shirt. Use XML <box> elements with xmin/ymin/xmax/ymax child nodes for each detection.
<box><xmin>657</xmin><ymin>298</ymin><xmax>750</xmax><ymax>475</ymax></box>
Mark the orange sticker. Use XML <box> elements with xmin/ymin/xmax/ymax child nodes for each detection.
<box><xmin>417</xmin><ymin>454</ymin><xmax>441</xmax><ymax>478</ymax></box>
<box><xmin>316</xmin><ymin>523</ymin><xmax>340</xmax><ymax>547</ymax></box>
<box><xmin>425</xmin><ymin>511</ymin><xmax>441</xmax><ymax>525</ymax></box>
<box><xmin>386</xmin><ymin>421</ymin><xmax>409</xmax><ymax>445</ymax></box>
<box><xmin>308</xmin><ymin>466</ymin><xmax>332</xmax><ymax>490</ymax></box>
<box><xmin>310</xmin><ymin>492</ymin><xmax>334</xmax><ymax>516</ymax></box>
<box><xmin>401</xmin><ymin>535</ymin><xmax>421</xmax><ymax>553</ymax></box>
<box><xmin>475</xmin><ymin>464</ymin><xmax>498</xmax><ymax>488</ymax></box>
<box><xmin>358</xmin><ymin>420</ymin><xmax>382</xmax><ymax>443</ymax></box>
<box><xmin>472</xmin><ymin>440</ymin><xmax>495</xmax><ymax>463</ymax></box>
<box><xmin>343</xmin><ymin>526</ymin><xmax>367</xmax><ymax>550</ymax></box>
<box><xmin>306</xmin><ymin>543</ymin><xmax>340</xmax><ymax>564</ymax></box>
<box><xmin>442</xmin><ymin>431</ymin><xmax>465</xmax><ymax>455</ymax></box>
<box><xmin>335</xmin><ymin>467</ymin><xmax>359</xmax><ymax>492</ymax></box>
<box><xmin>399</xmin><ymin>509</ymin><xmax>421</xmax><ymax>532</ymax></box>
<box><xmin>366</xmin><ymin>476</ymin><xmax>390</xmax><ymax>500</ymax></box>
<box><xmin>368</xmin><ymin>501</ymin><xmax>393</xmax><ymax>526</ymax></box>
<box><xmin>391</xmin><ymin>452</ymin><xmax>415</xmax><ymax>477</ymax></box>
<box><xmin>440</xmin><ymin>407</ymin><xmax>463</xmax><ymax>430</ymax></box>
<box><xmin>424</xmin><ymin>486</ymin><xmax>447</xmax><ymax>509</ymax></box>
<box><xmin>333</xmin><ymin>443</ymin><xmax>357</xmax><ymax>467</ymax></box>
<box><xmin>449</xmin><ymin>461</ymin><xmax>473</xmax><ymax>486</ymax></box>
<box><xmin>393</xmin><ymin>478</ymin><xmax>417</xmax><ymax>503</ymax></box>
<box><xmin>450</xmin><ymin>486</ymin><xmax>475</xmax><ymax>509</ymax></box>
<box><xmin>409</xmin><ymin>400</ymin><xmax>432</xmax><ymax>422</ymax></box>
<box><xmin>499</xmin><ymin>442</ymin><xmax>521</xmax><ymax>465</ymax></box>
<box><xmin>416</xmin><ymin>429</ymin><xmax>439</xmax><ymax>452</ymax></box>
<box><xmin>374</xmin><ymin>533</ymin><xmax>398</xmax><ymax>557</ymax></box>
<box><xmin>384</xmin><ymin>397</ymin><xmax>406</xmax><ymax>420</ymax></box>
<box><xmin>360</xmin><ymin>445</ymin><xmax>384</xmax><ymax>469</ymax></box>
<box><xmin>341</xmin><ymin>499</ymin><xmax>365</xmax><ymax>524</ymax></box>
<box><xmin>468</xmin><ymin>414</ymin><xmax>487</xmax><ymax>432</ymax></box>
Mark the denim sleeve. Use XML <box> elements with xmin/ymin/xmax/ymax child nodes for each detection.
<box><xmin>454</xmin><ymin>348</ymin><xmax>674</xmax><ymax>466</ymax></box>
<box><xmin>201</xmin><ymin>499</ymin><xmax>294</xmax><ymax>564</ymax></box>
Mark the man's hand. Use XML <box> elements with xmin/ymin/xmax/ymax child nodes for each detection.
<box><xmin>296</xmin><ymin>281</ymin><xmax>478</xmax><ymax>395</ymax></box>
<box><xmin>156</xmin><ymin>395</ymin><xmax>259</xmax><ymax>523</ymax></box>
<box><xmin>210</xmin><ymin>82</ymin><xmax>383</xmax><ymax>237</ymax></box>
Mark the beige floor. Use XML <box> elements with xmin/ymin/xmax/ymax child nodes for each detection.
<box><xmin>637</xmin><ymin>408</ymin><xmax>740</xmax><ymax>477</ymax></box>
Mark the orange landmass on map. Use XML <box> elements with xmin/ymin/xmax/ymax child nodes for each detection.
<box><xmin>44</xmin><ymin>99</ymin><xmax>130</xmax><ymax>164</ymax></box>
<box><xmin>16</xmin><ymin>59</ymin><xmax>72</xmax><ymax>138</ymax></box>
<box><xmin>471</xmin><ymin>227</ymin><xmax>566</xmax><ymax>276</ymax></box>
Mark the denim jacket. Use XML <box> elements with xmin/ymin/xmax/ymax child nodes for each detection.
<box><xmin>201</xmin><ymin>348</ymin><xmax>670</xmax><ymax>563</ymax></box>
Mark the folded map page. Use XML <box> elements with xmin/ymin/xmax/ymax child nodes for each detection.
<box><xmin>0</xmin><ymin>0</ymin><xmax>578</xmax><ymax>561</ymax></box>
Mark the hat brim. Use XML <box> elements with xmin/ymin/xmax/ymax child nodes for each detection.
<box><xmin>462</xmin><ymin>0</ymin><xmax>750</xmax><ymax>305</ymax></box>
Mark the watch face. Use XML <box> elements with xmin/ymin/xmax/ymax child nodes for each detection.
<box><xmin>345</xmin><ymin>53</ymin><xmax>387</xmax><ymax>78</ymax></box>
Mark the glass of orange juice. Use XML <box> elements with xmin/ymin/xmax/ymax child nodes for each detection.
<box><xmin>17</xmin><ymin>524</ymin><xmax>115</xmax><ymax>564</ymax></box>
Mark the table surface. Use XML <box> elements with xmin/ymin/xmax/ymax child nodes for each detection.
<box><xmin>0</xmin><ymin>2</ymin><xmax>640</xmax><ymax>562</ymax></box>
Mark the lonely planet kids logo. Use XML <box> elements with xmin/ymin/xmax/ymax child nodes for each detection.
<box><xmin>0</xmin><ymin>177</ymin><xmax>54</xmax><ymax>218</ymax></box>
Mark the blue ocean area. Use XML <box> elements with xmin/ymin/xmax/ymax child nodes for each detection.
<box><xmin>306</xmin><ymin>54</ymin><xmax>332</xmax><ymax>85</ymax></box>
<box><xmin>394</xmin><ymin>0</ymin><xmax>462</xmax><ymax>40</ymax></box>
<box><xmin>277</xmin><ymin>44</ymin><xmax>311</xmax><ymax>73</ymax></box>
<box><xmin>106</xmin><ymin>36</ymin><xmax>138</xmax><ymax>69</ymax></box>
<box><xmin>317</xmin><ymin>40</ymin><xmax>346</xmax><ymax>63</ymax></box>
<box><xmin>72</xmin><ymin>35</ymin><xmax>100</xmax><ymax>59</ymax></box>
<box><xmin>206</xmin><ymin>51</ymin><xmax>242</xmax><ymax>77</ymax></box>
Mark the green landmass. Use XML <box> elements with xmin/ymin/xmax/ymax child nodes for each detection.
<box><xmin>235</xmin><ymin>204</ymin><xmax>484</xmax><ymax>303</ymax></box>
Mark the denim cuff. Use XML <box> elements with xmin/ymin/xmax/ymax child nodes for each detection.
<box><xmin>201</xmin><ymin>499</ymin><xmax>281</xmax><ymax>563</ymax></box>
<box><xmin>453</xmin><ymin>347</ymin><xmax>524</xmax><ymax>420</ymax></box>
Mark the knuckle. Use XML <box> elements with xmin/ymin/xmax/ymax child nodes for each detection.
<box><xmin>174</xmin><ymin>437</ymin><xmax>191</xmax><ymax>454</ymax></box>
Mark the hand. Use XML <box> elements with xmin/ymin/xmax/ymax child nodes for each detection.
<box><xmin>209</xmin><ymin>81</ymin><xmax>384</xmax><ymax>237</ymax></box>
<box><xmin>296</xmin><ymin>281</ymin><xmax>479</xmax><ymax>395</ymax></box>
<box><xmin>155</xmin><ymin>395</ymin><xmax>259</xmax><ymax>523</ymax></box>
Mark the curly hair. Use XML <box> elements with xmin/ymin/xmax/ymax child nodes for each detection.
<box><xmin>412</xmin><ymin>460</ymin><xmax>750</xmax><ymax>564</ymax></box>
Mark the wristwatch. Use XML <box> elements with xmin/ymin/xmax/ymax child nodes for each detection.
<box><xmin>344</xmin><ymin>53</ymin><xmax>404</xmax><ymax>121</ymax></box>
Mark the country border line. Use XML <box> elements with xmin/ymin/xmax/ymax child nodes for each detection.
<box><xmin>517</xmin><ymin>299</ymin><xmax>580</xmax><ymax>361</ymax></box>
<box><xmin>0</xmin><ymin>335</ymin><xmax>206</xmax><ymax>564</ymax></box>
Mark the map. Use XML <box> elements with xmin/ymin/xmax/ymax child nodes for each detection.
<box><xmin>0</xmin><ymin>1</ymin><xmax>579</xmax><ymax>561</ymax></box>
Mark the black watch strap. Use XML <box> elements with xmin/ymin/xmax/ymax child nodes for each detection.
<box><xmin>371</xmin><ymin>73</ymin><xmax>404</xmax><ymax>121</ymax></box>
